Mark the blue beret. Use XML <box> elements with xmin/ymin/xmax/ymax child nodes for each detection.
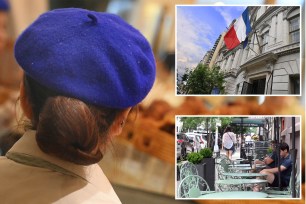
<box><xmin>15</xmin><ymin>8</ymin><xmax>156</xmax><ymax>109</ymax></box>
<box><xmin>0</xmin><ymin>0</ymin><xmax>9</xmax><ymax>11</ymax></box>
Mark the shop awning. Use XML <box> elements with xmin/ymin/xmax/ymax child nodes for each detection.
<box><xmin>230</xmin><ymin>118</ymin><xmax>266</xmax><ymax>127</ymax></box>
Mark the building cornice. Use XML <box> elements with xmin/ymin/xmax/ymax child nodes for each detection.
<box><xmin>237</xmin><ymin>42</ymin><xmax>299</xmax><ymax>76</ymax></box>
<box><xmin>274</xmin><ymin>42</ymin><xmax>300</xmax><ymax>56</ymax></box>
<box><xmin>238</xmin><ymin>52</ymin><xmax>277</xmax><ymax>75</ymax></box>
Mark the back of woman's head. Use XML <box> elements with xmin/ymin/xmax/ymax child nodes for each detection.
<box><xmin>24</xmin><ymin>75</ymin><xmax>121</xmax><ymax>165</ymax></box>
<box><xmin>15</xmin><ymin>8</ymin><xmax>156</xmax><ymax>165</ymax></box>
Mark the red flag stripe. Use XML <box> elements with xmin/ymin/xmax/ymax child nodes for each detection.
<box><xmin>224</xmin><ymin>25</ymin><xmax>240</xmax><ymax>50</ymax></box>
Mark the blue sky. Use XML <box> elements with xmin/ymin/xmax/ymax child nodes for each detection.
<box><xmin>176</xmin><ymin>6</ymin><xmax>247</xmax><ymax>77</ymax></box>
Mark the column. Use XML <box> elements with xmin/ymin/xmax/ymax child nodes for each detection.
<box><xmin>231</xmin><ymin>49</ymin><xmax>241</xmax><ymax>70</ymax></box>
<box><xmin>253</xmin><ymin>34</ymin><xmax>260</xmax><ymax>55</ymax></box>
<box><xmin>269</xmin><ymin>15</ymin><xmax>277</xmax><ymax>45</ymax></box>
<box><xmin>276</xmin><ymin>11</ymin><xmax>283</xmax><ymax>43</ymax></box>
<box><xmin>283</xmin><ymin>18</ymin><xmax>290</xmax><ymax>45</ymax></box>
<box><xmin>221</xmin><ymin>59</ymin><xmax>226</xmax><ymax>71</ymax></box>
<box><xmin>247</xmin><ymin>34</ymin><xmax>255</xmax><ymax>59</ymax></box>
<box><xmin>240</xmin><ymin>48</ymin><xmax>248</xmax><ymax>65</ymax></box>
<box><xmin>225</xmin><ymin>55</ymin><xmax>233</xmax><ymax>71</ymax></box>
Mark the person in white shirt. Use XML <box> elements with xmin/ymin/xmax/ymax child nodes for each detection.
<box><xmin>222</xmin><ymin>126</ymin><xmax>236</xmax><ymax>160</ymax></box>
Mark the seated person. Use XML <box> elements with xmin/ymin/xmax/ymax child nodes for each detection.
<box><xmin>256</xmin><ymin>143</ymin><xmax>292</xmax><ymax>190</ymax></box>
<box><xmin>254</xmin><ymin>140</ymin><xmax>278</xmax><ymax>168</ymax></box>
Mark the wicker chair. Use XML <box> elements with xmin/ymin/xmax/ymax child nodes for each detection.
<box><xmin>177</xmin><ymin>175</ymin><xmax>211</xmax><ymax>198</ymax></box>
<box><xmin>179</xmin><ymin>162</ymin><xmax>198</xmax><ymax>181</ymax></box>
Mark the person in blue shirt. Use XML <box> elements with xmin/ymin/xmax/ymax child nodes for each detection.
<box><xmin>259</xmin><ymin>142</ymin><xmax>292</xmax><ymax>188</ymax></box>
<box><xmin>254</xmin><ymin>140</ymin><xmax>279</xmax><ymax>168</ymax></box>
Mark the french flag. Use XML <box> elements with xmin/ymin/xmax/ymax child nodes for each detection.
<box><xmin>224</xmin><ymin>8</ymin><xmax>251</xmax><ymax>50</ymax></box>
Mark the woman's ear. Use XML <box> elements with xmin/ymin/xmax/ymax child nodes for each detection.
<box><xmin>108</xmin><ymin>107</ymin><xmax>132</xmax><ymax>137</ymax></box>
<box><xmin>19</xmin><ymin>80</ymin><xmax>33</xmax><ymax>120</ymax></box>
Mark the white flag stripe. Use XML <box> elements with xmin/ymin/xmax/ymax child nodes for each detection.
<box><xmin>234</xmin><ymin>15</ymin><xmax>247</xmax><ymax>42</ymax></box>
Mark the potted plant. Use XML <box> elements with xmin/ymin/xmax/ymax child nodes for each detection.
<box><xmin>200</xmin><ymin>148</ymin><xmax>213</xmax><ymax>158</ymax></box>
<box><xmin>187</xmin><ymin>152</ymin><xmax>203</xmax><ymax>164</ymax></box>
<box><xmin>186</xmin><ymin>148</ymin><xmax>215</xmax><ymax>190</ymax></box>
<box><xmin>267</xmin><ymin>147</ymin><xmax>273</xmax><ymax>154</ymax></box>
<box><xmin>199</xmin><ymin>148</ymin><xmax>215</xmax><ymax>190</ymax></box>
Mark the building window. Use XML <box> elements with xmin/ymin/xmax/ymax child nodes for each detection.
<box><xmin>290</xmin><ymin>75</ymin><xmax>300</xmax><ymax>94</ymax></box>
<box><xmin>251</xmin><ymin>78</ymin><xmax>266</xmax><ymax>94</ymax></box>
<box><xmin>241</xmin><ymin>78</ymin><xmax>266</xmax><ymax>94</ymax></box>
<box><xmin>289</xmin><ymin>16</ymin><xmax>300</xmax><ymax>43</ymax></box>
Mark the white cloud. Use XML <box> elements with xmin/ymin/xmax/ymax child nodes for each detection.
<box><xmin>215</xmin><ymin>6</ymin><xmax>246</xmax><ymax>27</ymax></box>
<box><xmin>177</xmin><ymin>8</ymin><xmax>214</xmax><ymax>74</ymax></box>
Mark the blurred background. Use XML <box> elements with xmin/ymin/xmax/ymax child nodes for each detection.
<box><xmin>0</xmin><ymin>0</ymin><xmax>304</xmax><ymax>203</ymax></box>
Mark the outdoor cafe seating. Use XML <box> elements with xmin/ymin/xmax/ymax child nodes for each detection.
<box><xmin>177</xmin><ymin>155</ymin><xmax>300</xmax><ymax>199</ymax></box>
<box><xmin>177</xmin><ymin>174</ymin><xmax>211</xmax><ymax>198</ymax></box>
<box><xmin>215</xmin><ymin>158</ymin><xmax>268</xmax><ymax>192</ymax></box>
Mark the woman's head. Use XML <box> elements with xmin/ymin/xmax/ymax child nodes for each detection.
<box><xmin>224</xmin><ymin>126</ymin><xmax>232</xmax><ymax>133</ymax></box>
<box><xmin>15</xmin><ymin>8</ymin><xmax>156</xmax><ymax>109</ymax></box>
<box><xmin>16</xmin><ymin>8</ymin><xmax>155</xmax><ymax>165</ymax></box>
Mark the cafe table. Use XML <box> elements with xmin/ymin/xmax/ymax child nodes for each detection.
<box><xmin>229</xmin><ymin>164</ymin><xmax>251</xmax><ymax>167</ymax></box>
<box><xmin>215</xmin><ymin>179</ymin><xmax>268</xmax><ymax>191</ymax></box>
<box><xmin>255</xmin><ymin>164</ymin><xmax>267</xmax><ymax>170</ymax></box>
<box><xmin>233</xmin><ymin>158</ymin><xmax>249</xmax><ymax>163</ymax></box>
<box><xmin>222</xmin><ymin>172</ymin><xmax>268</xmax><ymax>179</ymax></box>
<box><xmin>229</xmin><ymin>166</ymin><xmax>253</xmax><ymax>172</ymax></box>
<box><xmin>199</xmin><ymin>191</ymin><xmax>268</xmax><ymax>198</ymax></box>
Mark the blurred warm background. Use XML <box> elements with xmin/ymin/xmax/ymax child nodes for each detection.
<box><xmin>0</xmin><ymin>0</ymin><xmax>304</xmax><ymax>204</ymax></box>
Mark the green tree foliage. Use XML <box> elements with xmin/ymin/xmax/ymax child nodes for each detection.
<box><xmin>182</xmin><ymin>64</ymin><xmax>225</xmax><ymax>94</ymax></box>
<box><xmin>219</xmin><ymin>117</ymin><xmax>233</xmax><ymax>133</ymax></box>
<box><xmin>179</xmin><ymin>117</ymin><xmax>233</xmax><ymax>133</ymax></box>
<box><xmin>180</xmin><ymin>117</ymin><xmax>205</xmax><ymax>132</ymax></box>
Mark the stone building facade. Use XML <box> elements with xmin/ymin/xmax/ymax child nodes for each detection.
<box><xmin>213</xmin><ymin>6</ymin><xmax>300</xmax><ymax>95</ymax></box>
<box><xmin>200</xmin><ymin>33</ymin><xmax>225</xmax><ymax>68</ymax></box>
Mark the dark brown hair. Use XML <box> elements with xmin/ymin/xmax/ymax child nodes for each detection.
<box><xmin>224</xmin><ymin>126</ymin><xmax>232</xmax><ymax>133</ymax></box>
<box><xmin>280</xmin><ymin>142</ymin><xmax>289</xmax><ymax>152</ymax></box>
<box><xmin>23</xmin><ymin>74</ymin><xmax>123</xmax><ymax>165</ymax></box>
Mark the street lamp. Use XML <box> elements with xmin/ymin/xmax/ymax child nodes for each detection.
<box><xmin>214</xmin><ymin>120</ymin><xmax>221</xmax><ymax>157</ymax></box>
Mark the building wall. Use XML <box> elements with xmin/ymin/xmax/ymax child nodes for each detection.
<box><xmin>272</xmin><ymin>52</ymin><xmax>300</xmax><ymax>94</ymax></box>
<box><xmin>281</xmin><ymin>117</ymin><xmax>300</xmax><ymax>173</ymax></box>
<box><xmin>211</xmin><ymin>6</ymin><xmax>300</xmax><ymax>95</ymax></box>
<box><xmin>224</xmin><ymin>76</ymin><xmax>236</xmax><ymax>94</ymax></box>
<box><xmin>209</xmin><ymin>32</ymin><xmax>225</xmax><ymax>68</ymax></box>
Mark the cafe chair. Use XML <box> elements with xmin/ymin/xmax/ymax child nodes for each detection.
<box><xmin>177</xmin><ymin>175</ymin><xmax>211</xmax><ymax>198</ymax></box>
<box><xmin>266</xmin><ymin>171</ymin><xmax>300</xmax><ymax>198</ymax></box>
<box><xmin>216</xmin><ymin>158</ymin><xmax>232</xmax><ymax>180</ymax></box>
<box><xmin>179</xmin><ymin>162</ymin><xmax>198</xmax><ymax>181</ymax></box>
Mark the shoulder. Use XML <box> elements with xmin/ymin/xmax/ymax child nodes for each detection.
<box><xmin>281</xmin><ymin>156</ymin><xmax>292</xmax><ymax>167</ymax></box>
<box><xmin>229</xmin><ymin>132</ymin><xmax>235</xmax><ymax>136</ymax></box>
<box><xmin>54</xmin><ymin>189</ymin><xmax>122</xmax><ymax>204</ymax></box>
